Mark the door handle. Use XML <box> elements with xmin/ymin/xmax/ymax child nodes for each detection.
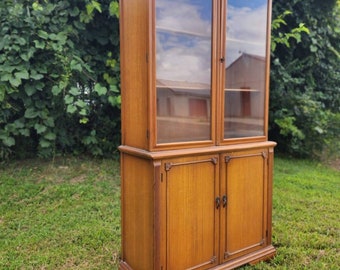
<box><xmin>222</xmin><ymin>195</ymin><xmax>227</xmax><ymax>208</ymax></box>
<box><xmin>215</xmin><ymin>197</ymin><xmax>220</xmax><ymax>209</ymax></box>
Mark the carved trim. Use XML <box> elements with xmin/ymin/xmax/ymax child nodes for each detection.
<box><xmin>186</xmin><ymin>256</ymin><xmax>217</xmax><ymax>270</ymax></box>
<box><xmin>211</xmin><ymin>157</ymin><xmax>218</xmax><ymax>165</ymax></box>
<box><xmin>165</xmin><ymin>158</ymin><xmax>218</xmax><ymax>171</ymax></box>
<box><xmin>225</xmin><ymin>152</ymin><xmax>265</xmax><ymax>163</ymax></box>
<box><xmin>165</xmin><ymin>162</ymin><xmax>172</xmax><ymax>171</ymax></box>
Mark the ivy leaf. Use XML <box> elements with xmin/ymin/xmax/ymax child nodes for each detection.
<box><xmin>2</xmin><ymin>136</ymin><xmax>15</xmax><ymax>147</ymax></box>
<box><xmin>67</xmin><ymin>104</ymin><xmax>77</xmax><ymax>114</ymax></box>
<box><xmin>0</xmin><ymin>90</ymin><xmax>5</xmax><ymax>102</ymax></box>
<box><xmin>109</xmin><ymin>84</ymin><xmax>119</xmax><ymax>93</ymax></box>
<box><xmin>9</xmin><ymin>77</ymin><xmax>21</xmax><ymax>87</ymax></box>
<box><xmin>79</xmin><ymin>109</ymin><xmax>87</xmax><ymax>116</ymax></box>
<box><xmin>86</xmin><ymin>1</ymin><xmax>102</xmax><ymax>15</ymax></box>
<box><xmin>64</xmin><ymin>95</ymin><xmax>74</xmax><ymax>104</ymax></box>
<box><xmin>43</xmin><ymin>117</ymin><xmax>55</xmax><ymax>127</ymax></box>
<box><xmin>16</xmin><ymin>37</ymin><xmax>27</xmax><ymax>46</ymax></box>
<box><xmin>310</xmin><ymin>45</ymin><xmax>318</xmax><ymax>52</ymax></box>
<box><xmin>34</xmin><ymin>123</ymin><xmax>47</xmax><ymax>134</ymax></box>
<box><xmin>69</xmin><ymin>7</ymin><xmax>80</xmax><ymax>17</ymax></box>
<box><xmin>33</xmin><ymin>40</ymin><xmax>45</xmax><ymax>49</ymax></box>
<box><xmin>109</xmin><ymin>1</ymin><xmax>119</xmax><ymax>18</ymax></box>
<box><xmin>75</xmin><ymin>100</ymin><xmax>86</xmax><ymax>108</ymax></box>
<box><xmin>70</xmin><ymin>60</ymin><xmax>82</xmax><ymax>72</ymax></box>
<box><xmin>79</xmin><ymin>117</ymin><xmax>89</xmax><ymax>124</ymax></box>
<box><xmin>108</xmin><ymin>95</ymin><xmax>121</xmax><ymax>106</ymax></box>
<box><xmin>25</xmin><ymin>85</ymin><xmax>37</xmax><ymax>96</ymax></box>
<box><xmin>15</xmin><ymin>70</ymin><xmax>29</xmax><ymax>80</ymax></box>
<box><xmin>30</xmin><ymin>71</ymin><xmax>44</xmax><ymax>80</ymax></box>
<box><xmin>94</xmin><ymin>83</ymin><xmax>107</xmax><ymax>96</ymax></box>
<box><xmin>1</xmin><ymin>73</ymin><xmax>12</xmax><ymax>82</ymax></box>
<box><xmin>14</xmin><ymin>120</ymin><xmax>25</xmax><ymax>129</ymax></box>
<box><xmin>20</xmin><ymin>53</ymin><xmax>29</xmax><ymax>61</ymax></box>
<box><xmin>19</xmin><ymin>128</ymin><xmax>30</xmax><ymax>136</ymax></box>
<box><xmin>39</xmin><ymin>139</ymin><xmax>51</xmax><ymax>148</ymax></box>
<box><xmin>24</xmin><ymin>108</ymin><xmax>39</xmax><ymax>119</ymax></box>
<box><xmin>37</xmin><ymin>30</ymin><xmax>49</xmax><ymax>40</ymax></box>
<box><xmin>44</xmin><ymin>132</ymin><xmax>57</xmax><ymax>140</ymax></box>
<box><xmin>69</xmin><ymin>87</ymin><xmax>80</xmax><ymax>96</ymax></box>
<box><xmin>52</xmin><ymin>85</ymin><xmax>62</xmax><ymax>96</ymax></box>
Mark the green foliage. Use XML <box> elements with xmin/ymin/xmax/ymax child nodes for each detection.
<box><xmin>270</xmin><ymin>0</ymin><xmax>340</xmax><ymax>159</ymax></box>
<box><xmin>0</xmin><ymin>0</ymin><xmax>120</xmax><ymax>160</ymax></box>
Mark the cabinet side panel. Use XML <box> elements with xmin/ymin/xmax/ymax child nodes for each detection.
<box><xmin>121</xmin><ymin>154</ymin><xmax>154</xmax><ymax>270</ymax></box>
<box><xmin>120</xmin><ymin>0</ymin><xmax>149</xmax><ymax>149</ymax></box>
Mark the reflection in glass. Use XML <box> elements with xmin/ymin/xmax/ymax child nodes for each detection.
<box><xmin>156</xmin><ymin>0</ymin><xmax>212</xmax><ymax>144</ymax></box>
<box><xmin>224</xmin><ymin>0</ymin><xmax>268</xmax><ymax>138</ymax></box>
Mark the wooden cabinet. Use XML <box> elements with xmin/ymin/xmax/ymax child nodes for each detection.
<box><xmin>119</xmin><ymin>0</ymin><xmax>275</xmax><ymax>269</ymax></box>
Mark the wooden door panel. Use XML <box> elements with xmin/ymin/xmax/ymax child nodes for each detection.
<box><xmin>222</xmin><ymin>150</ymin><xmax>268</xmax><ymax>261</ymax></box>
<box><xmin>163</xmin><ymin>156</ymin><xmax>219</xmax><ymax>270</ymax></box>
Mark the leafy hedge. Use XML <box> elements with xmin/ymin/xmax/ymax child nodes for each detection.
<box><xmin>1</xmin><ymin>0</ymin><xmax>339</xmax><ymax>160</ymax></box>
<box><xmin>270</xmin><ymin>0</ymin><xmax>340</xmax><ymax>159</ymax></box>
<box><xmin>0</xmin><ymin>0</ymin><xmax>120</xmax><ymax>159</ymax></box>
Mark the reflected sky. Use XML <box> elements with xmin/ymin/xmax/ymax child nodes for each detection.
<box><xmin>226</xmin><ymin>0</ymin><xmax>268</xmax><ymax>66</ymax></box>
<box><xmin>156</xmin><ymin>0</ymin><xmax>212</xmax><ymax>84</ymax></box>
<box><xmin>156</xmin><ymin>0</ymin><xmax>268</xmax><ymax>83</ymax></box>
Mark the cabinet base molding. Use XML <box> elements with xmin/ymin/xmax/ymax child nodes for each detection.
<box><xmin>119</xmin><ymin>261</ymin><xmax>133</xmax><ymax>270</ymax></box>
<box><xmin>119</xmin><ymin>245</ymin><xmax>276</xmax><ymax>270</ymax></box>
<box><xmin>211</xmin><ymin>246</ymin><xmax>276</xmax><ymax>270</ymax></box>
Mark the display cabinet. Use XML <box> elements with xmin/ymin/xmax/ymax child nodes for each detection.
<box><xmin>119</xmin><ymin>0</ymin><xmax>276</xmax><ymax>269</ymax></box>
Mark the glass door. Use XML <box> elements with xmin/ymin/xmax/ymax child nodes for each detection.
<box><xmin>223</xmin><ymin>0</ymin><xmax>269</xmax><ymax>139</ymax></box>
<box><xmin>155</xmin><ymin>0</ymin><xmax>213</xmax><ymax>144</ymax></box>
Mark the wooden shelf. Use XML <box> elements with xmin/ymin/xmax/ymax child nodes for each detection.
<box><xmin>157</xmin><ymin>79</ymin><xmax>210</xmax><ymax>90</ymax></box>
<box><xmin>156</xmin><ymin>26</ymin><xmax>210</xmax><ymax>38</ymax></box>
<box><xmin>226</xmin><ymin>37</ymin><xmax>265</xmax><ymax>46</ymax></box>
<box><xmin>225</xmin><ymin>88</ymin><xmax>260</xmax><ymax>92</ymax></box>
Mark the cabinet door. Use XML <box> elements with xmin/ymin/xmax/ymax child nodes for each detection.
<box><xmin>220</xmin><ymin>149</ymin><xmax>269</xmax><ymax>262</ymax></box>
<box><xmin>221</xmin><ymin>0</ymin><xmax>271</xmax><ymax>139</ymax></box>
<box><xmin>161</xmin><ymin>155</ymin><xmax>219</xmax><ymax>270</ymax></box>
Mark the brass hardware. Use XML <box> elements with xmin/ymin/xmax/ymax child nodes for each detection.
<box><xmin>220</xmin><ymin>57</ymin><xmax>225</xmax><ymax>63</ymax></box>
<box><xmin>225</xmin><ymin>156</ymin><xmax>231</xmax><ymax>163</ymax></box>
<box><xmin>165</xmin><ymin>162</ymin><xmax>172</xmax><ymax>171</ymax></box>
<box><xmin>216</xmin><ymin>197</ymin><xmax>220</xmax><ymax>209</ymax></box>
<box><xmin>222</xmin><ymin>195</ymin><xmax>227</xmax><ymax>208</ymax></box>
<box><xmin>211</xmin><ymin>157</ymin><xmax>218</xmax><ymax>165</ymax></box>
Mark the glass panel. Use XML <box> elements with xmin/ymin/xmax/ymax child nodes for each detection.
<box><xmin>156</xmin><ymin>0</ymin><xmax>212</xmax><ymax>144</ymax></box>
<box><xmin>224</xmin><ymin>0</ymin><xmax>268</xmax><ymax>138</ymax></box>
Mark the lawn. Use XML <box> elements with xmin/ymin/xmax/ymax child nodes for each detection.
<box><xmin>0</xmin><ymin>156</ymin><xmax>339</xmax><ymax>269</ymax></box>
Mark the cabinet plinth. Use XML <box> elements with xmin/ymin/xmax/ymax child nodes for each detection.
<box><xmin>119</xmin><ymin>0</ymin><xmax>275</xmax><ymax>269</ymax></box>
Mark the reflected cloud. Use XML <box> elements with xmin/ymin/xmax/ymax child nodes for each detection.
<box><xmin>156</xmin><ymin>0</ymin><xmax>268</xmax><ymax>82</ymax></box>
<box><xmin>226</xmin><ymin>2</ymin><xmax>267</xmax><ymax>66</ymax></box>
<box><xmin>156</xmin><ymin>0</ymin><xmax>212</xmax><ymax>84</ymax></box>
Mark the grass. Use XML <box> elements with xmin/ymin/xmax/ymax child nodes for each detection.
<box><xmin>241</xmin><ymin>157</ymin><xmax>340</xmax><ymax>270</ymax></box>
<box><xmin>0</xmin><ymin>156</ymin><xmax>339</xmax><ymax>269</ymax></box>
<box><xmin>0</xmin><ymin>157</ymin><xmax>121</xmax><ymax>269</ymax></box>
